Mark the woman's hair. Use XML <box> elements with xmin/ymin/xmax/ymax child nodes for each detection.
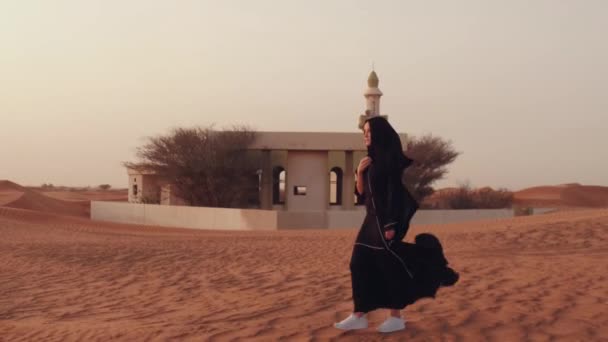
<box><xmin>365</xmin><ymin>116</ymin><xmax>413</xmax><ymax>179</ymax></box>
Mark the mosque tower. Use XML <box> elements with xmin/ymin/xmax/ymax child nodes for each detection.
<box><xmin>358</xmin><ymin>70</ymin><xmax>388</xmax><ymax>129</ymax></box>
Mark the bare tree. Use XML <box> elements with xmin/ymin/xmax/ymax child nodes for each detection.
<box><xmin>125</xmin><ymin>125</ymin><xmax>260</xmax><ymax>208</ymax></box>
<box><xmin>98</xmin><ymin>184</ymin><xmax>112</xmax><ymax>190</ymax></box>
<box><xmin>402</xmin><ymin>134</ymin><xmax>460</xmax><ymax>202</ymax></box>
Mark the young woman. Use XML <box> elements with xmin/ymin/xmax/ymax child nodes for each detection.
<box><xmin>334</xmin><ymin>116</ymin><xmax>459</xmax><ymax>333</ymax></box>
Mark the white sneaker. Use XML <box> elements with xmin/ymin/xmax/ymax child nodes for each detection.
<box><xmin>334</xmin><ymin>313</ymin><xmax>368</xmax><ymax>330</ymax></box>
<box><xmin>377</xmin><ymin>316</ymin><xmax>406</xmax><ymax>333</ymax></box>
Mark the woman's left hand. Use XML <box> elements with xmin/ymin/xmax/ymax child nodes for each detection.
<box><xmin>384</xmin><ymin>229</ymin><xmax>395</xmax><ymax>240</ymax></box>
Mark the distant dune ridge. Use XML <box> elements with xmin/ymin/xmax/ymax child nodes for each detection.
<box><xmin>0</xmin><ymin>180</ymin><xmax>607</xmax><ymax>340</ymax></box>
<box><xmin>0</xmin><ymin>180</ymin><xmax>127</xmax><ymax>217</ymax></box>
<box><xmin>514</xmin><ymin>183</ymin><xmax>608</xmax><ymax>208</ymax></box>
<box><xmin>2</xmin><ymin>180</ymin><xmax>606</xmax><ymax>217</ymax></box>
<box><xmin>424</xmin><ymin>183</ymin><xmax>608</xmax><ymax>209</ymax></box>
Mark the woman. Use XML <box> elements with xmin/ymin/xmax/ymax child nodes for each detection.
<box><xmin>334</xmin><ymin>116</ymin><xmax>459</xmax><ymax>333</ymax></box>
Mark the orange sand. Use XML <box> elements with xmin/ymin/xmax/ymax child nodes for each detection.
<box><xmin>1</xmin><ymin>194</ymin><xmax>607</xmax><ymax>340</ymax></box>
<box><xmin>0</xmin><ymin>181</ymin><xmax>127</xmax><ymax>218</ymax></box>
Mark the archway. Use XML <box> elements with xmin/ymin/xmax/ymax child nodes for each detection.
<box><xmin>272</xmin><ymin>166</ymin><xmax>286</xmax><ymax>204</ymax></box>
<box><xmin>330</xmin><ymin>167</ymin><xmax>343</xmax><ymax>205</ymax></box>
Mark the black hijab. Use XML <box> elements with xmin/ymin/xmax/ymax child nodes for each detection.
<box><xmin>365</xmin><ymin>116</ymin><xmax>413</xmax><ymax>180</ymax></box>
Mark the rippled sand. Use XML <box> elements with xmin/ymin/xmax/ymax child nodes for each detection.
<box><xmin>1</xmin><ymin>206</ymin><xmax>607</xmax><ymax>341</ymax></box>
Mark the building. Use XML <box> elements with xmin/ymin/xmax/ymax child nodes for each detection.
<box><xmin>127</xmin><ymin>70</ymin><xmax>408</xmax><ymax>228</ymax></box>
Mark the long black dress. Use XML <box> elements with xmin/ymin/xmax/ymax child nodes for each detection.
<box><xmin>350</xmin><ymin>163</ymin><xmax>458</xmax><ymax>313</ymax></box>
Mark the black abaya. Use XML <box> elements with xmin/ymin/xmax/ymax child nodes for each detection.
<box><xmin>350</xmin><ymin>164</ymin><xmax>458</xmax><ymax>313</ymax></box>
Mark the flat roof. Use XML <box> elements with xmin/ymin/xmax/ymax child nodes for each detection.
<box><xmin>127</xmin><ymin>168</ymin><xmax>158</xmax><ymax>176</ymax></box>
<box><xmin>248</xmin><ymin>131</ymin><xmax>408</xmax><ymax>151</ymax></box>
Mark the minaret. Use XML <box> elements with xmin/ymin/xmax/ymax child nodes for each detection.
<box><xmin>358</xmin><ymin>70</ymin><xmax>388</xmax><ymax>129</ymax></box>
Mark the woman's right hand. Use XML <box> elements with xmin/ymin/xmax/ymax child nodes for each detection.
<box><xmin>357</xmin><ymin>156</ymin><xmax>372</xmax><ymax>176</ymax></box>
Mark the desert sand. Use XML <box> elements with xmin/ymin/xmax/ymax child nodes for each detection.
<box><xmin>1</xmin><ymin>181</ymin><xmax>607</xmax><ymax>341</ymax></box>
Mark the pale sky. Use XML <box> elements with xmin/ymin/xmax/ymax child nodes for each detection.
<box><xmin>1</xmin><ymin>0</ymin><xmax>606</xmax><ymax>191</ymax></box>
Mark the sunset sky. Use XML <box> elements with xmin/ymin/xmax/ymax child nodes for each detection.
<box><xmin>1</xmin><ymin>0</ymin><xmax>606</xmax><ymax>190</ymax></box>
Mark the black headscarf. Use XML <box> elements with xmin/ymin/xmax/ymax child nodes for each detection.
<box><xmin>365</xmin><ymin>116</ymin><xmax>413</xmax><ymax>180</ymax></box>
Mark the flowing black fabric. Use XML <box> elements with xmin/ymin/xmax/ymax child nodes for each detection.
<box><xmin>349</xmin><ymin>117</ymin><xmax>458</xmax><ymax>313</ymax></box>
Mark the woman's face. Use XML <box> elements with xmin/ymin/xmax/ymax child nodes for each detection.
<box><xmin>363</xmin><ymin>122</ymin><xmax>371</xmax><ymax>147</ymax></box>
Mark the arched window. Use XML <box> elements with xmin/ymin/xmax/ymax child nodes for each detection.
<box><xmin>273</xmin><ymin>166</ymin><xmax>286</xmax><ymax>204</ymax></box>
<box><xmin>330</xmin><ymin>167</ymin><xmax>343</xmax><ymax>205</ymax></box>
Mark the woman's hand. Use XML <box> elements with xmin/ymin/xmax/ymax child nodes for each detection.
<box><xmin>384</xmin><ymin>229</ymin><xmax>395</xmax><ymax>240</ymax></box>
<box><xmin>357</xmin><ymin>156</ymin><xmax>372</xmax><ymax>176</ymax></box>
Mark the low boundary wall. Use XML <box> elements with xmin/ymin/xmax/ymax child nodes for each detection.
<box><xmin>92</xmin><ymin>201</ymin><xmax>555</xmax><ymax>230</ymax></box>
<box><xmin>91</xmin><ymin>201</ymin><xmax>277</xmax><ymax>231</ymax></box>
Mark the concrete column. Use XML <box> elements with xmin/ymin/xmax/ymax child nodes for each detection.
<box><xmin>342</xmin><ymin>150</ymin><xmax>355</xmax><ymax>209</ymax></box>
<box><xmin>260</xmin><ymin>149</ymin><xmax>272</xmax><ymax>209</ymax></box>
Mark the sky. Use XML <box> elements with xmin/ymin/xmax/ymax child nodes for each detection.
<box><xmin>1</xmin><ymin>0</ymin><xmax>606</xmax><ymax>191</ymax></box>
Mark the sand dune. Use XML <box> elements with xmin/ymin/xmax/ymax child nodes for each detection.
<box><xmin>0</xmin><ymin>180</ymin><xmax>26</xmax><ymax>191</ymax></box>
<box><xmin>1</xmin><ymin>205</ymin><xmax>607</xmax><ymax>341</ymax></box>
<box><xmin>4</xmin><ymin>191</ymin><xmax>90</xmax><ymax>217</ymax></box>
<box><xmin>40</xmin><ymin>190</ymin><xmax>127</xmax><ymax>202</ymax></box>
<box><xmin>515</xmin><ymin>184</ymin><xmax>608</xmax><ymax>208</ymax></box>
<box><xmin>0</xmin><ymin>181</ymin><xmax>26</xmax><ymax>206</ymax></box>
<box><xmin>561</xmin><ymin>186</ymin><xmax>608</xmax><ymax>207</ymax></box>
<box><xmin>0</xmin><ymin>180</ymin><xmax>91</xmax><ymax>217</ymax></box>
<box><xmin>0</xmin><ymin>191</ymin><xmax>23</xmax><ymax>207</ymax></box>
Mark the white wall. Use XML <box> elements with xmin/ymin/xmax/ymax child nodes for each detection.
<box><xmin>532</xmin><ymin>208</ymin><xmax>556</xmax><ymax>215</ymax></box>
<box><xmin>286</xmin><ymin>151</ymin><xmax>328</xmax><ymax>211</ymax></box>
<box><xmin>327</xmin><ymin>208</ymin><xmax>551</xmax><ymax>229</ymax></box>
<box><xmin>411</xmin><ymin>209</ymin><xmax>514</xmax><ymax>226</ymax></box>
<box><xmin>92</xmin><ymin>201</ymin><xmax>554</xmax><ymax>231</ymax></box>
<box><xmin>277</xmin><ymin>211</ymin><xmax>327</xmax><ymax>229</ymax></box>
<box><xmin>91</xmin><ymin>201</ymin><xmax>277</xmax><ymax>231</ymax></box>
<box><xmin>278</xmin><ymin>208</ymin><xmax>523</xmax><ymax>230</ymax></box>
<box><xmin>327</xmin><ymin>210</ymin><xmax>366</xmax><ymax>229</ymax></box>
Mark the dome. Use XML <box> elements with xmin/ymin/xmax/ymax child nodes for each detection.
<box><xmin>367</xmin><ymin>70</ymin><xmax>379</xmax><ymax>88</ymax></box>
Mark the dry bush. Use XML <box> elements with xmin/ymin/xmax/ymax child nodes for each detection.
<box><xmin>441</xmin><ymin>183</ymin><xmax>514</xmax><ymax>209</ymax></box>
<box><xmin>125</xmin><ymin>125</ymin><xmax>260</xmax><ymax>208</ymax></box>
